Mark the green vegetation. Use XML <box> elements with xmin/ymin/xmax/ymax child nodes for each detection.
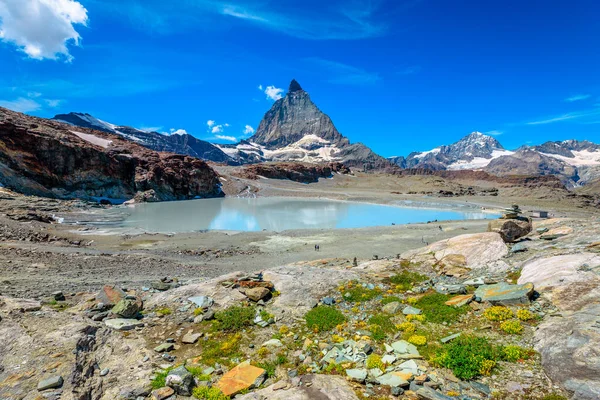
<box><xmin>368</xmin><ymin>313</ymin><xmax>395</xmax><ymax>341</ymax></box>
<box><xmin>407</xmin><ymin>335</ymin><xmax>427</xmax><ymax>346</ymax></box>
<box><xmin>150</xmin><ymin>367</ymin><xmax>172</xmax><ymax>389</ymax></box>
<box><xmin>484</xmin><ymin>306</ymin><xmax>514</xmax><ymax>322</ymax></box>
<box><xmin>366</xmin><ymin>354</ymin><xmax>384</xmax><ymax>370</ymax></box>
<box><xmin>213</xmin><ymin>305</ymin><xmax>255</xmax><ymax>332</ymax></box>
<box><xmin>197</xmin><ymin>333</ymin><xmax>243</xmax><ymax>366</ymax></box>
<box><xmin>432</xmin><ymin>335</ymin><xmax>500</xmax><ymax>380</ymax></box>
<box><xmin>192</xmin><ymin>386</ymin><xmax>230</xmax><ymax>400</ymax></box>
<box><xmin>502</xmin><ymin>345</ymin><xmax>534</xmax><ymax>362</ymax></box>
<box><xmin>381</xmin><ymin>296</ymin><xmax>402</xmax><ymax>305</ymax></box>
<box><xmin>304</xmin><ymin>305</ymin><xmax>346</xmax><ymax>332</ymax></box>
<box><xmin>414</xmin><ymin>293</ymin><xmax>469</xmax><ymax>324</ymax></box>
<box><xmin>323</xmin><ymin>362</ymin><xmax>346</xmax><ymax>375</ymax></box>
<box><xmin>155</xmin><ymin>307</ymin><xmax>172</xmax><ymax>316</ymax></box>
<box><xmin>255</xmin><ymin>353</ymin><xmax>288</xmax><ymax>378</ymax></box>
<box><xmin>259</xmin><ymin>310</ymin><xmax>274</xmax><ymax>321</ymax></box>
<box><xmin>516</xmin><ymin>309</ymin><xmax>535</xmax><ymax>321</ymax></box>
<box><xmin>342</xmin><ymin>283</ymin><xmax>381</xmax><ymax>302</ymax></box>
<box><xmin>500</xmin><ymin>319</ymin><xmax>524</xmax><ymax>334</ymax></box>
<box><xmin>389</xmin><ymin>270</ymin><xmax>428</xmax><ymax>291</ymax></box>
<box><xmin>541</xmin><ymin>394</ymin><xmax>567</xmax><ymax>400</ymax></box>
<box><xmin>185</xmin><ymin>366</ymin><xmax>212</xmax><ymax>382</ymax></box>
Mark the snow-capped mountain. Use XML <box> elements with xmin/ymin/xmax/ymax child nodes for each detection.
<box><xmin>219</xmin><ymin>80</ymin><xmax>389</xmax><ymax>169</ymax></box>
<box><xmin>389</xmin><ymin>133</ymin><xmax>600</xmax><ymax>187</ymax></box>
<box><xmin>52</xmin><ymin>113</ymin><xmax>234</xmax><ymax>164</ymax></box>
<box><xmin>390</xmin><ymin>132</ymin><xmax>513</xmax><ymax>170</ymax></box>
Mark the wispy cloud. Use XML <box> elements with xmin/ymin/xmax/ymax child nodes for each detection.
<box><xmin>219</xmin><ymin>1</ymin><xmax>386</xmax><ymax>40</ymax></box>
<box><xmin>565</xmin><ymin>94</ymin><xmax>591</xmax><ymax>102</ymax></box>
<box><xmin>91</xmin><ymin>0</ymin><xmax>389</xmax><ymax>40</ymax></box>
<box><xmin>138</xmin><ymin>126</ymin><xmax>163</xmax><ymax>133</ymax></box>
<box><xmin>0</xmin><ymin>0</ymin><xmax>88</xmax><ymax>61</ymax></box>
<box><xmin>0</xmin><ymin>91</ymin><xmax>63</xmax><ymax>113</ymax></box>
<box><xmin>526</xmin><ymin>108</ymin><xmax>600</xmax><ymax>125</ymax></box>
<box><xmin>306</xmin><ymin>57</ymin><xmax>380</xmax><ymax>85</ymax></box>
<box><xmin>397</xmin><ymin>65</ymin><xmax>421</xmax><ymax>75</ymax></box>
<box><xmin>0</xmin><ymin>97</ymin><xmax>41</xmax><ymax>112</ymax></box>
<box><xmin>484</xmin><ymin>130</ymin><xmax>503</xmax><ymax>136</ymax></box>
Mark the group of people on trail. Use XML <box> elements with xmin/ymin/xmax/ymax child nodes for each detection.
<box><xmin>314</xmin><ymin>244</ymin><xmax>320</xmax><ymax>251</ymax></box>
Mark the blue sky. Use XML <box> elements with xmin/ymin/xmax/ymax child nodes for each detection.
<box><xmin>0</xmin><ymin>0</ymin><xmax>599</xmax><ymax>157</ymax></box>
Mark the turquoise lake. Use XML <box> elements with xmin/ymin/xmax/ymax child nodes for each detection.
<box><xmin>99</xmin><ymin>197</ymin><xmax>498</xmax><ymax>233</ymax></box>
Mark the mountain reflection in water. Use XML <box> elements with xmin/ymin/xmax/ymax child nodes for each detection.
<box><xmin>105</xmin><ymin>197</ymin><xmax>497</xmax><ymax>233</ymax></box>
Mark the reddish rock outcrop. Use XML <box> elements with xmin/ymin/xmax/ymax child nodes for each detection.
<box><xmin>233</xmin><ymin>162</ymin><xmax>350</xmax><ymax>183</ymax></box>
<box><xmin>0</xmin><ymin>107</ymin><xmax>222</xmax><ymax>202</ymax></box>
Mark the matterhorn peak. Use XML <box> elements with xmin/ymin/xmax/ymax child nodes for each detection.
<box><xmin>288</xmin><ymin>79</ymin><xmax>303</xmax><ymax>93</ymax></box>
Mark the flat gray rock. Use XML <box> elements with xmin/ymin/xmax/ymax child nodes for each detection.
<box><xmin>474</xmin><ymin>282</ymin><xmax>534</xmax><ymax>305</ymax></box>
<box><xmin>346</xmin><ymin>368</ymin><xmax>367</xmax><ymax>383</ymax></box>
<box><xmin>376</xmin><ymin>372</ymin><xmax>409</xmax><ymax>388</ymax></box>
<box><xmin>37</xmin><ymin>376</ymin><xmax>63</xmax><ymax>391</ymax></box>
<box><xmin>402</xmin><ymin>305</ymin><xmax>422</xmax><ymax>315</ymax></box>
<box><xmin>104</xmin><ymin>318</ymin><xmax>143</xmax><ymax>331</ymax></box>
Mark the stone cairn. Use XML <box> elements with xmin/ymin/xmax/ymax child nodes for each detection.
<box><xmin>502</xmin><ymin>204</ymin><xmax>523</xmax><ymax>219</ymax></box>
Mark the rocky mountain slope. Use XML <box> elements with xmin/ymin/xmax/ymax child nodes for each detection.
<box><xmin>390</xmin><ymin>133</ymin><xmax>600</xmax><ymax>188</ymax></box>
<box><xmin>53</xmin><ymin>112</ymin><xmax>235</xmax><ymax>164</ymax></box>
<box><xmin>219</xmin><ymin>80</ymin><xmax>391</xmax><ymax>170</ymax></box>
<box><xmin>0</xmin><ymin>107</ymin><xmax>222</xmax><ymax>202</ymax></box>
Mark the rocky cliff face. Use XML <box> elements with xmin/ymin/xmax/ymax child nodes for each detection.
<box><xmin>224</xmin><ymin>80</ymin><xmax>391</xmax><ymax>170</ymax></box>
<box><xmin>484</xmin><ymin>149</ymin><xmax>579</xmax><ymax>186</ymax></box>
<box><xmin>233</xmin><ymin>162</ymin><xmax>350</xmax><ymax>183</ymax></box>
<box><xmin>53</xmin><ymin>112</ymin><xmax>235</xmax><ymax>164</ymax></box>
<box><xmin>0</xmin><ymin>107</ymin><xmax>222</xmax><ymax>202</ymax></box>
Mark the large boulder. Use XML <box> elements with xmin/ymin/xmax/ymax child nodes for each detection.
<box><xmin>487</xmin><ymin>218</ymin><xmax>532</xmax><ymax>243</ymax></box>
<box><xmin>401</xmin><ymin>232</ymin><xmax>509</xmax><ymax>271</ymax></box>
<box><xmin>111</xmin><ymin>298</ymin><xmax>143</xmax><ymax>318</ymax></box>
<box><xmin>519</xmin><ymin>254</ymin><xmax>600</xmax><ymax>399</ymax></box>
<box><xmin>236</xmin><ymin>374</ymin><xmax>360</xmax><ymax>400</ymax></box>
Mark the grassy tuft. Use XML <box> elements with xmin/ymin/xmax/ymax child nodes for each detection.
<box><xmin>414</xmin><ymin>293</ymin><xmax>469</xmax><ymax>324</ymax></box>
<box><xmin>389</xmin><ymin>270</ymin><xmax>428</xmax><ymax>291</ymax></box>
<box><xmin>500</xmin><ymin>320</ymin><xmax>524</xmax><ymax>334</ymax></box>
<box><xmin>432</xmin><ymin>335</ymin><xmax>501</xmax><ymax>380</ymax></box>
<box><xmin>192</xmin><ymin>386</ymin><xmax>230</xmax><ymax>400</ymax></box>
<box><xmin>213</xmin><ymin>305</ymin><xmax>255</xmax><ymax>332</ymax></box>
<box><xmin>304</xmin><ymin>306</ymin><xmax>346</xmax><ymax>332</ymax></box>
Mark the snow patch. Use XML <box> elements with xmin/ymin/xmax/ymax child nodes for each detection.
<box><xmin>447</xmin><ymin>149</ymin><xmax>515</xmax><ymax>170</ymax></box>
<box><xmin>71</xmin><ymin>131</ymin><xmax>113</xmax><ymax>148</ymax></box>
<box><xmin>413</xmin><ymin>148</ymin><xmax>441</xmax><ymax>159</ymax></box>
<box><xmin>541</xmin><ymin>150</ymin><xmax>600</xmax><ymax>166</ymax></box>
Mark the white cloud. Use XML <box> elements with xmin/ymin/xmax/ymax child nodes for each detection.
<box><xmin>170</xmin><ymin>128</ymin><xmax>188</xmax><ymax>135</ymax></box>
<box><xmin>0</xmin><ymin>0</ymin><xmax>88</xmax><ymax>61</ymax></box>
<box><xmin>244</xmin><ymin>125</ymin><xmax>255</xmax><ymax>135</ymax></box>
<box><xmin>0</xmin><ymin>97</ymin><xmax>41</xmax><ymax>112</ymax></box>
<box><xmin>484</xmin><ymin>130</ymin><xmax>503</xmax><ymax>136</ymax></box>
<box><xmin>215</xmin><ymin>134</ymin><xmax>236</xmax><ymax>142</ymax></box>
<box><xmin>211</xmin><ymin>125</ymin><xmax>224</xmax><ymax>134</ymax></box>
<box><xmin>264</xmin><ymin>85</ymin><xmax>284</xmax><ymax>101</ymax></box>
<box><xmin>207</xmin><ymin>120</ymin><xmax>215</xmax><ymax>127</ymax></box>
<box><xmin>258</xmin><ymin>84</ymin><xmax>263</xmax><ymax>91</ymax></box>
<box><xmin>565</xmin><ymin>94</ymin><xmax>591</xmax><ymax>102</ymax></box>
<box><xmin>45</xmin><ymin>99</ymin><xmax>62</xmax><ymax>108</ymax></box>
